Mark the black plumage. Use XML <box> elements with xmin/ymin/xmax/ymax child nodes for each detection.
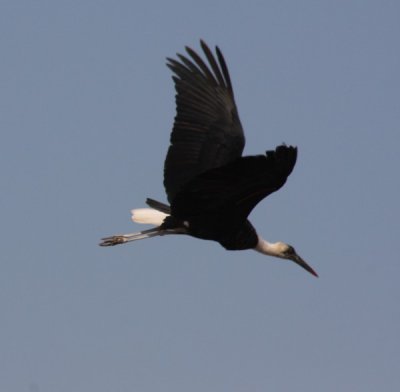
<box><xmin>162</xmin><ymin>41</ymin><xmax>296</xmax><ymax>250</ymax></box>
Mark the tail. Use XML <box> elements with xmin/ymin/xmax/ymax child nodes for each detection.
<box><xmin>131</xmin><ymin>208</ymin><xmax>169</xmax><ymax>226</ymax></box>
<box><xmin>99</xmin><ymin>226</ymin><xmax>186</xmax><ymax>247</ymax></box>
<box><xmin>146</xmin><ymin>198</ymin><xmax>171</xmax><ymax>214</ymax></box>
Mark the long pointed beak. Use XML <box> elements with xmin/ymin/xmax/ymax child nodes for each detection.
<box><xmin>291</xmin><ymin>253</ymin><xmax>318</xmax><ymax>277</ymax></box>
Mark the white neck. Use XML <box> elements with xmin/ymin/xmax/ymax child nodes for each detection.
<box><xmin>254</xmin><ymin>237</ymin><xmax>283</xmax><ymax>258</ymax></box>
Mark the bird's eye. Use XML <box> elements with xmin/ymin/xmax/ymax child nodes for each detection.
<box><xmin>286</xmin><ymin>246</ymin><xmax>295</xmax><ymax>255</ymax></box>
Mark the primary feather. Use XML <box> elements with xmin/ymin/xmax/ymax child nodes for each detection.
<box><xmin>164</xmin><ymin>40</ymin><xmax>245</xmax><ymax>203</ymax></box>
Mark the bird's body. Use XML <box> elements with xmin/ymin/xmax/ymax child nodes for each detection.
<box><xmin>100</xmin><ymin>41</ymin><xmax>318</xmax><ymax>277</ymax></box>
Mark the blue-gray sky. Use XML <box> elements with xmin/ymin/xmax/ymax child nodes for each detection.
<box><xmin>1</xmin><ymin>1</ymin><xmax>399</xmax><ymax>391</ymax></box>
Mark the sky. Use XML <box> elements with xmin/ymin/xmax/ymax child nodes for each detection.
<box><xmin>1</xmin><ymin>0</ymin><xmax>399</xmax><ymax>391</ymax></box>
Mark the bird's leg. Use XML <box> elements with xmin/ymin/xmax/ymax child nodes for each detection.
<box><xmin>99</xmin><ymin>227</ymin><xmax>187</xmax><ymax>247</ymax></box>
<box><xmin>99</xmin><ymin>227</ymin><xmax>162</xmax><ymax>246</ymax></box>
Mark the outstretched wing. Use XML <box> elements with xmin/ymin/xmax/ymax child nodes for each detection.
<box><xmin>164</xmin><ymin>40</ymin><xmax>245</xmax><ymax>203</ymax></box>
<box><xmin>171</xmin><ymin>145</ymin><xmax>297</xmax><ymax>224</ymax></box>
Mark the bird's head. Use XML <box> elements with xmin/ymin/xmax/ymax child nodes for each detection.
<box><xmin>255</xmin><ymin>239</ymin><xmax>318</xmax><ymax>277</ymax></box>
<box><xmin>278</xmin><ymin>243</ymin><xmax>318</xmax><ymax>277</ymax></box>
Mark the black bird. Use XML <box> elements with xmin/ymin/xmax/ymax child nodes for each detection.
<box><xmin>100</xmin><ymin>40</ymin><xmax>318</xmax><ymax>277</ymax></box>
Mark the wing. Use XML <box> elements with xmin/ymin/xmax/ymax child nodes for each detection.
<box><xmin>164</xmin><ymin>40</ymin><xmax>245</xmax><ymax>203</ymax></box>
<box><xmin>171</xmin><ymin>145</ymin><xmax>297</xmax><ymax>224</ymax></box>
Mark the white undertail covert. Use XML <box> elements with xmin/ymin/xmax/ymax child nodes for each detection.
<box><xmin>131</xmin><ymin>208</ymin><xmax>169</xmax><ymax>226</ymax></box>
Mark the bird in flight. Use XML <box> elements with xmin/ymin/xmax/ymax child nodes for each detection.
<box><xmin>100</xmin><ymin>40</ymin><xmax>318</xmax><ymax>277</ymax></box>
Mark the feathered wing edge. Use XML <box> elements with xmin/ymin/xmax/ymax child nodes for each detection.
<box><xmin>171</xmin><ymin>145</ymin><xmax>298</xmax><ymax>222</ymax></box>
<box><xmin>164</xmin><ymin>40</ymin><xmax>245</xmax><ymax>203</ymax></box>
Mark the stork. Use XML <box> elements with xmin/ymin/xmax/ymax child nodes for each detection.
<box><xmin>100</xmin><ymin>41</ymin><xmax>318</xmax><ymax>277</ymax></box>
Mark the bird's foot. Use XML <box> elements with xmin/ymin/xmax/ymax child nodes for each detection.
<box><xmin>99</xmin><ymin>235</ymin><xmax>127</xmax><ymax>246</ymax></box>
